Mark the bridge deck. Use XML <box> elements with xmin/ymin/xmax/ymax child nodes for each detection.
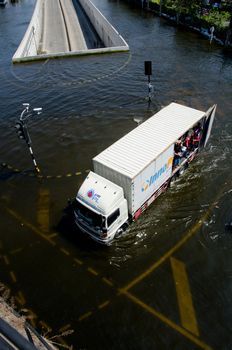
<box><xmin>42</xmin><ymin>0</ymin><xmax>87</xmax><ymax>54</ymax></box>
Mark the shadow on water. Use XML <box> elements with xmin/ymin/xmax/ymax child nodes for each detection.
<box><xmin>222</xmin><ymin>47</ymin><xmax>232</xmax><ymax>58</ymax></box>
<box><xmin>56</xmin><ymin>205</ymin><xmax>107</xmax><ymax>253</ymax></box>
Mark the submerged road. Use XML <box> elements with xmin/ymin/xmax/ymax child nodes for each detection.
<box><xmin>2</xmin><ymin>0</ymin><xmax>232</xmax><ymax>349</ymax></box>
<box><xmin>42</xmin><ymin>0</ymin><xmax>87</xmax><ymax>54</ymax></box>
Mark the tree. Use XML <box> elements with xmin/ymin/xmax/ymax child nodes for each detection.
<box><xmin>225</xmin><ymin>7</ymin><xmax>232</xmax><ymax>45</ymax></box>
<box><xmin>165</xmin><ymin>0</ymin><xmax>202</xmax><ymax>23</ymax></box>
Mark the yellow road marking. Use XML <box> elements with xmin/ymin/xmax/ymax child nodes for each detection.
<box><xmin>5</xmin><ymin>207</ymin><xmax>56</xmax><ymax>246</ymax></box>
<box><xmin>15</xmin><ymin>291</ymin><xmax>26</xmax><ymax>306</ymax></box>
<box><xmin>48</xmin><ymin>233</ymin><xmax>57</xmax><ymax>239</ymax></box>
<box><xmin>171</xmin><ymin>257</ymin><xmax>199</xmax><ymax>336</ymax></box>
<box><xmin>10</xmin><ymin>271</ymin><xmax>17</xmax><ymax>283</ymax></box>
<box><xmin>78</xmin><ymin>311</ymin><xmax>92</xmax><ymax>321</ymax></box>
<box><xmin>87</xmin><ymin>267</ymin><xmax>98</xmax><ymax>276</ymax></box>
<box><xmin>55</xmin><ymin>337</ymin><xmax>69</xmax><ymax>347</ymax></box>
<box><xmin>1</xmin><ymin>163</ymin><xmax>84</xmax><ymax>179</ymax></box>
<box><xmin>59</xmin><ymin>324</ymin><xmax>71</xmax><ymax>332</ymax></box>
<box><xmin>39</xmin><ymin>320</ymin><xmax>52</xmax><ymax>331</ymax></box>
<box><xmin>10</xmin><ymin>248</ymin><xmax>23</xmax><ymax>255</ymax></box>
<box><xmin>121</xmin><ymin>214</ymin><xmax>210</xmax><ymax>293</ymax></box>
<box><xmin>24</xmin><ymin>309</ymin><xmax>37</xmax><ymax>328</ymax></box>
<box><xmin>102</xmin><ymin>277</ymin><xmax>114</xmax><ymax>287</ymax></box>
<box><xmin>3</xmin><ymin>255</ymin><xmax>10</xmax><ymax>265</ymax></box>
<box><xmin>98</xmin><ymin>300</ymin><xmax>110</xmax><ymax>309</ymax></box>
<box><xmin>37</xmin><ymin>188</ymin><xmax>50</xmax><ymax>233</ymax></box>
<box><xmin>74</xmin><ymin>258</ymin><xmax>83</xmax><ymax>265</ymax></box>
<box><xmin>121</xmin><ymin>172</ymin><xmax>232</xmax><ymax>294</ymax></box>
<box><xmin>77</xmin><ymin>301</ymin><xmax>110</xmax><ymax>323</ymax></box>
<box><xmin>60</xmin><ymin>248</ymin><xmax>70</xmax><ymax>256</ymax></box>
<box><xmin>123</xmin><ymin>291</ymin><xmax>212</xmax><ymax>350</ymax></box>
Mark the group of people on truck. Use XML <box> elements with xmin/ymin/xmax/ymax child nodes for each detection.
<box><xmin>173</xmin><ymin>122</ymin><xmax>203</xmax><ymax>168</ymax></box>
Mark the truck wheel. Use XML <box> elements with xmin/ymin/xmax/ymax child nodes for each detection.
<box><xmin>179</xmin><ymin>162</ymin><xmax>189</xmax><ymax>175</ymax></box>
<box><xmin>169</xmin><ymin>174</ymin><xmax>178</xmax><ymax>187</ymax></box>
<box><xmin>115</xmin><ymin>223</ymin><xmax>129</xmax><ymax>238</ymax></box>
<box><xmin>122</xmin><ymin>222</ymin><xmax>129</xmax><ymax>231</ymax></box>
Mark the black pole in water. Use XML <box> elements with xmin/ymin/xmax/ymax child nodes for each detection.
<box><xmin>27</xmin><ymin>139</ymin><xmax>40</xmax><ymax>174</ymax></box>
<box><xmin>144</xmin><ymin>61</ymin><xmax>153</xmax><ymax>102</ymax></box>
<box><xmin>15</xmin><ymin>104</ymin><xmax>42</xmax><ymax>174</ymax></box>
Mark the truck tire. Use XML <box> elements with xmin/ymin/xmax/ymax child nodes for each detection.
<box><xmin>115</xmin><ymin>222</ymin><xmax>129</xmax><ymax>238</ymax></box>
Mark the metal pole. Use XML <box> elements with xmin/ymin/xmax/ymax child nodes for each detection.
<box><xmin>0</xmin><ymin>318</ymin><xmax>38</xmax><ymax>350</ymax></box>
<box><xmin>17</xmin><ymin>105</ymin><xmax>41</xmax><ymax>174</ymax></box>
<box><xmin>20</xmin><ymin>119</ymin><xmax>41</xmax><ymax>173</ymax></box>
<box><xmin>148</xmin><ymin>75</ymin><xmax>151</xmax><ymax>102</ymax></box>
<box><xmin>32</xmin><ymin>26</ymin><xmax>38</xmax><ymax>55</ymax></box>
<box><xmin>144</xmin><ymin>61</ymin><xmax>153</xmax><ymax>102</ymax></box>
<box><xmin>28</xmin><ymin>142</ymin><xmax>40</xmax><ymax>174</ymax></box>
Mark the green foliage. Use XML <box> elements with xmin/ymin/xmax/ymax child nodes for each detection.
<box><xmin>164</xmin><ymin>0</ymin><xmax>201</xmax><ymax>15</ymax></box>
<box><xmin>148</xmin><ymin>0</ymin><xmax>231</xmax><ymax>31</ymax></box>
<box><xmin>200</xmin><ymin>10</ymin><xmax>231</xmax><ymax>30</ymax></box>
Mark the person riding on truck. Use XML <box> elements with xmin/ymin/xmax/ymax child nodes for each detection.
<box><xmin>192</xmin><ymin>122</ymin><xmax>203</xmax><ymax>148</ymax></box>
<box><xmin>174</xmin><ymin>139</ymin><xmax>182</xmax><ymax>167</ymax></box>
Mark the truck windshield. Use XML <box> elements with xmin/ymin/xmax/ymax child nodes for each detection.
<box><xmin>74</xmin><ymin>200</ymin><xmax>104</xmax><ymax>228</ymax></box>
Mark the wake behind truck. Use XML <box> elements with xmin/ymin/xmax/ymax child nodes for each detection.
<box><xmin>73</xmin><ymin>102</ymin><xmax>216</xmax><ymax>244</ymax></box>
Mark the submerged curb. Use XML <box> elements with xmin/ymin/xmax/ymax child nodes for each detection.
<box><xmin>0</xmin><ymin>162</ymin><xmax>90</xmax><ymax>180</ymax></box>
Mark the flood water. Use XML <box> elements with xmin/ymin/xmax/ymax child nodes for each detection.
<box><xmin>0</xmin><ymin>1</ymin><xmax>232</xmax><ymax>349</ymax></box>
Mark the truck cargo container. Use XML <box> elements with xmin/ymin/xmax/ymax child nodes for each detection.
<box><xmin>73</xmin><ymin>102</ymin><xmax>216</xmax><ymax>244</ymax></box>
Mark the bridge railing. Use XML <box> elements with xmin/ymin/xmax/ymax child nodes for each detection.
<box><xmin>0</xmin><ymin>317</ymin><xmax>54</xmax><ymax>350</ymax></box>
<box><xmin>12</xmin><ymin>0</ymin><xmax>43</xmax><ymax>60</ymax></box>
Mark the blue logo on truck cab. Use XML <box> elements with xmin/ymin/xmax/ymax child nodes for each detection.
<box><xmin>141</xmin><ymin>157</ymin><xmax>173</xmax><ymax>192</ymax></box>
<box><xmin>87</xmin><ymin>189</ymin><xmax>101</xmax><ymax>203</ymax></box>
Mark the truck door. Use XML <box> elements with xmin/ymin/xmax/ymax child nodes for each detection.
<box><xmin>200</xmin><ymin>104</ymin><xmax>217</xmax><ymax>148</ymax></box>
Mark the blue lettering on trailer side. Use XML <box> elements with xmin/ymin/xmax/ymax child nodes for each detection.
<box><xmin>142</xmin><ymin>158</ymin><xmax>172</xmax><ymax>192</ymax></box>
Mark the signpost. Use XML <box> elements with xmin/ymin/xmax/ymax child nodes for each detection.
<box><xmin>144</xmin><ymin>61</ymin><xmax>153</xmax><ymax>102</ymax></box>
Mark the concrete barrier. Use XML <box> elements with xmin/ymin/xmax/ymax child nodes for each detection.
<box><xmin>78</xmin><ymin>0</ymin><xmax>129</xmax><ymax>48</ymax></box>
<box><xmin>13</xmin><ymin>0</ymin><xmax>44</xmax><ymax>59</ymax></box>
<box><xmin>12</xmin><ymin>46</ymin><xmax>129</xmax><ymax>64</ymax></box>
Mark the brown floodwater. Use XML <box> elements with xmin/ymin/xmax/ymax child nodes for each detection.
<box><xmin>0</xmin><ymin>1</ymin><xmax>232</xmax><ymax>349</ymax></box>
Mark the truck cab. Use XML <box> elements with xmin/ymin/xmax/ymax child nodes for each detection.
<box><xmin>74</xmin><ymin>171</ymin><xmax>128</xmax><ymax>244</ymax></box>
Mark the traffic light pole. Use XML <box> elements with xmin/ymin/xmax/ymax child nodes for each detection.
<box><xmin>27</xmin><ymin>141</ymin><xmax>40</xmax><ymax>174</ymax></box>
<box><xmin>144</xmin><ymin>61</ymin><xmax>153</xmax><ymax>102</ymax></box>
<box><xmin>15</xmin><ymin>104</ymin><xmax>42</xmax><ymax>174</ymax></box>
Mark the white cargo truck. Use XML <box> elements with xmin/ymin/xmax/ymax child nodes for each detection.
<box><xmin>74</xmin><ymin>102</ymin><xmax>216</xmax><ymax>244</ymax></box>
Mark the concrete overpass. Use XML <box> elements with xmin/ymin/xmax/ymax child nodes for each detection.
<box><xmin>42</xmin><ymin>0</ymin><xmax>87</xmax><ymax>53</ymax></box>
<box><xmin>12</xmin><ymin>0</ymin><xmax>129</xmax><ymax>63</ymax></box>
